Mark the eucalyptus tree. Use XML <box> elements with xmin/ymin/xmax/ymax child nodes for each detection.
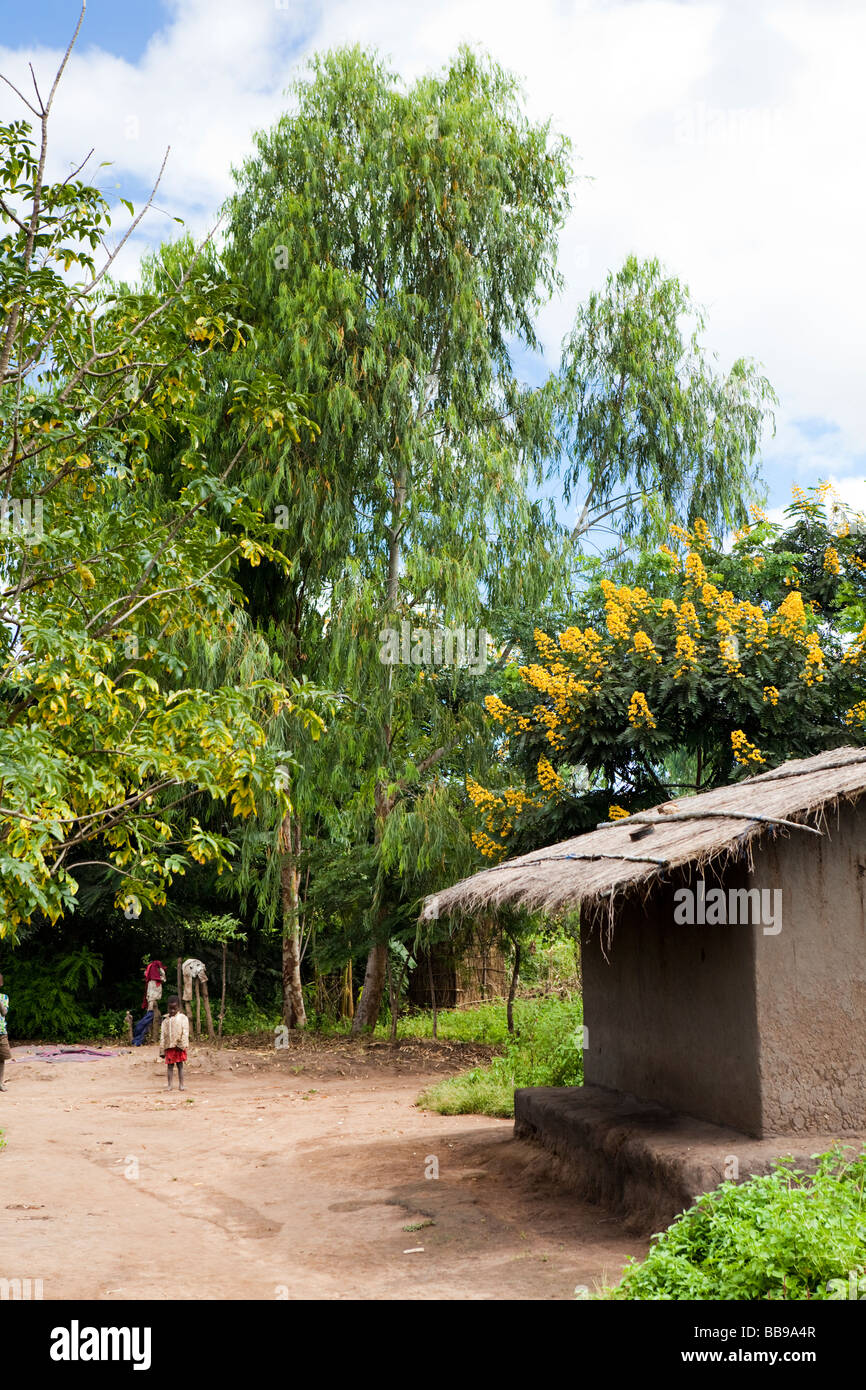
<box><xmin>221</xmin><ymin>45</ymin><xmax>575</xmax><ymax>1028</ymax></box>
<box><xmin>549</xmin><ymin>254</ymin><xmax>776</xmax><ymax>550</ymax></box>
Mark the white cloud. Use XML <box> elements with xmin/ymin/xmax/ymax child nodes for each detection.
<box><xmin>2</xmin><ymin>0</ymin><xmax>863</xmax><ymax>499</ymax></box>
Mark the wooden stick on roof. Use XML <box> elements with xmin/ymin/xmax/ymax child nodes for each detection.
<box><xmin>594</xmin><ymin>811</ymin><xmax>823</xmax><ymax>835</ymax></box>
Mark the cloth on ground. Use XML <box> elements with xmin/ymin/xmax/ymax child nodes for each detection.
<box><xmin>160</xmin><ymin>1012</ymin><xmax>190</xmax><ymax>1053</ymax></box>
<box><xmin>132</xmin><ymin>1010</ymin><xmax>154</xmax><ymax>1046</ymax></box>
<box><xmin>32</xmin><ymin>1046</ymin><xmax>119</xmax><ymax>1061</ymax></box>
<box><xmin>181</xmin><ymin>958</ymin><xmax>208</xmax><ymax>1002</ymax></box>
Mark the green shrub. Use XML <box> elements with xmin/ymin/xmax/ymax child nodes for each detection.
<box><xmin>418</xmin><ymin>995</ymin><xmax>583</xmax><ymax>1117</ymax></box>
<box><xmin>603</xmin><ymin>1148</ymin><xmax>866</xmax><ymax>1300</ymax></box>
<box><xmin>220</xmin><ymin>993</ymin><xmax>281</xmax><ymax>1035</ymax></box>
<box><xmin>4</xmin><ymin>948</ymin><xmax>105</xmax><ymax>1041</ymax></box>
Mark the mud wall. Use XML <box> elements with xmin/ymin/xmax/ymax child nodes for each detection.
<box><xmin>752</xmin><ymin>797</ymin><xmax>866</xmax><ymax>1135</ymax></box>
<box><xmin>581</xmin><ymin>864</ymin><xmax>763</xmax><ymax>1134</ymax></box>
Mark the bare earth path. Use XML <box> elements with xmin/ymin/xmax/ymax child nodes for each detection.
<box><xmin>2</xmin><ymin>1038</ymin><xmax>646</xmax><ymax>1300</ymax></box>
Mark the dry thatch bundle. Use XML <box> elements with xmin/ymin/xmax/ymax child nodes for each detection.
<box><xmin>422</xmin><ymin>746</ymin><xmax>866</xmax><ymax>921</ymax></box>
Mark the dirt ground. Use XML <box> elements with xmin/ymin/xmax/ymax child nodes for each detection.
<box><xmin>1</xmin><ymin>1035</ymin><xmax>646</xmax><ymax>1300</ymax></box>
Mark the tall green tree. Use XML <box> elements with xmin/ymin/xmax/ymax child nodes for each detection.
<box><xmin>549</xmin><ymin>254</ymin><xmax>776</xmax><ymax>548</ymax></box>
<box><xmin>220</xmin><ymin>45</ymin><xmax>575</xmax><ymax>1029</ymax></box>
<box><xmin>0</xmin><ymin>28</ymin><xmax>323</xmax><ymax>937</ymax></box>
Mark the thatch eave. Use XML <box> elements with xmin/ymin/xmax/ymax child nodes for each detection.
<box><xmin>422</xmin><ymin>746</ymin><xmax>866</xmax><ymax>923</ymax></box>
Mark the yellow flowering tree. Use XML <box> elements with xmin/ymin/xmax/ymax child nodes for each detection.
<box><xmin>469</xmin><ymin>487</ymin><xmax>866</xmax><ymax>857</ymax></box>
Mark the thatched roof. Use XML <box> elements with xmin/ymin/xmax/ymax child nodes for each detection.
<box><xmin>422</xmin><ymin>746</ymin><xmax>866</xmax><ymax>922</ymax></box>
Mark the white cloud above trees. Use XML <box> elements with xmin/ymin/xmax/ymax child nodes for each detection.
<box><xmin>3</xmin><ymin>0</ymin><xmax>864</xmax><ymax>503</ymax></box>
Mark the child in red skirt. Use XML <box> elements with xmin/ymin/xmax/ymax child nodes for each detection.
<box><xmin>159</xmin><ymin>996</ymin><xmax>190</xmax><ymax>1091</ymax></box>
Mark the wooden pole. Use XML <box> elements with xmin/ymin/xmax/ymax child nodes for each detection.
<box><xmin>200</xmin><ymin>976</ymin><xmax>216</xmax><ymax>1041</ymax></box>
<box><xmin>152</xmin><ymin>1001</ymin><xmax>161</xmax><ymax>1048</ymax></box>
<box><xmin>177</xmin><ymin>957</ymin><xmax>183</xmax><ymax>1009</ymax></box>
<box><xmin>181</xmin><ymin>958</ymin><xmax>192</xmax><ymax>1020</ymax></box>
<box><xmin>195</xmin><ymin>977</ymin><xmax>201</xmax><ymax>1042</ymax></box>
<box><xmin>124</xmin><ymin>1011</ymin><xmax>133</xmax><ymax>1045</ymax></box>
<box><xmin>427</xmin><ymin>951</ymin><xmax>438</xmax><ymax>1040</ymax></box>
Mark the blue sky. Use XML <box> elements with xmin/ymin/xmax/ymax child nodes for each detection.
<box><xmin>1</xmin><ymin>2</ymin><xmax>170</xmax><ymax>62</ymax></box>
<box><xmin>2</xmin><ymin>0</ymin><xmax>864</xmax><ymax>526</ymax></box>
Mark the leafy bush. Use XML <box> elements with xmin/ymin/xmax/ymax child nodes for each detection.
<box><xmin>418</xmin><ymin>996</ymin><xmax>583</xmax><ymax>1117</ymax></box>
<box><xmin>4</xmin><ymin>948</ymin><xmax>106</xmax><ymax>1041</ymax></box>
<box><xmin>603</xmin><ymin>1148</ymin><xmax>866</xmax><ymax>1300</ymax></box>
<box><xmin>220</xmin><ymin>994</ymin><xmax>281</xmax><ymax>1035</ymax></box>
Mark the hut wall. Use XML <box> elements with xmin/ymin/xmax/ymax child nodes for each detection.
<box><xmin>751</xmin><ymin>796</ymin><xmax>866</xmax><ymax>1135</ymax></box>
<box><xmin>581</xmin><ymin>864</ymin><xmax>764</xmax><ymax>1135</ymax></box>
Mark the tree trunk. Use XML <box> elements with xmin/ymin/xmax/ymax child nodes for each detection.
<box><xmin>350</xmin><ymin>940</ymin><xmax>388</xmax><ymax>1035</ymax></box>
<box><xmin>428</xmin><ymin>951</ymin><xmax>438</xmax><ymax>1040</ymax></box>
<box><xmin>506</xmin><ymin>941</ymin><xmax>521</xmax><ymax>1035</ymax></box>
<box><xmin>200</xmin><ymin>977</ymin><xmax>216</xmax><ymax>1041</ymax></box>
<box><xmin>340</xmin><ymin>959</ymin><xmax>354</xmax><ymax>1020</ymax></box>
<box><xmin>218</xmin><ymin>942</ymin><xmax>226</xmax><ymax>1045</ymax></box>
<box><xmin>280</xmin><ymin>811</ymin><xmax>307</xmax><ymax>1029</ymax></box>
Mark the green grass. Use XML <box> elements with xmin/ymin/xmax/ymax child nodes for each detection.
<box><xmin>417</xmin><ymin>995</ymin><xmax>583</xmax><ymax>1117</ymax></box>
<box><xmin>602</xmin><ymin>1148</ymin><xmax>866</xmax><ymax>1300</ymax></box>
<box><xmin>309</xmin><ymin>996</ymin><xmax>556</xmax><ymax>1044</ymax></box>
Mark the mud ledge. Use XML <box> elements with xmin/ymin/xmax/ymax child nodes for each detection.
<box><xmin>514</xmin><ymin>1084</ymin><xmax>866</xmax><ymax>1234</ymax></box>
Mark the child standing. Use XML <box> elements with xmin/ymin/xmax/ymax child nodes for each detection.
<box><xmin>0</xmin><ymin>972</ymin><xmax>9</xmax><ymax>1092</ymax></box>
<box><xmin>159</xmin><ymin>996</ymin><xmax>189</xmax><ymax>1091</ymax></box>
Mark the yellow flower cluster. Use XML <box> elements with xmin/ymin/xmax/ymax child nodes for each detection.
<box><xmin>719</xmin><ymin>637</ymin><xmax>742</xmax><ymax>677</ymax></box>
<box><xmin>800</xmin><ymin>631</ymin><xmax>825</xmax><ymax>685</ymax></box>
<box><xmin>600</xmin><ymin>580</ymin><xmax>652</xmax><ymax>643</ymax></box>
<box><xmin>608</xmin><ymin>804</ymin><xmax>630</xmax><ymax>821</ymax></box>
<box><xmin>731</xmin><ymin>730</ymin><xmax>765</xmax><ymax>766</ymax></box>
<box><xmin>736</xmin><ymin>600</ymin><xmax>769</xmax><ymax>649</ymax></box>
<box><xmin>823</xmin><ymin>545</ymin><xmax>840</xmax><ymax>574</ymax></box>
<box><xmin>692</xmin><ymin>518</ymin><xmax>712</xmax><ymax>547</ymax></box>
<box><xmin>471</xmin><ymin>830</ymin><xmax>504</xmax><ymax>860</ymax></box>
<box><xmin>749</xmin><ymin>505</ymin><xmax>768</xmax><ymax>523</ymax></box>
<box><xmin>633</xmin><ymin>629</ymin><xmax>661</xmax><ymax>663</ymax></box>
<box><xmin>466</xmin><ymin>777</ymin><xmax>500</xmax><ymax>814</ymax></box>
<box><xmin>533</xmin><ymin>628</ymin><xmax>561</xmax><ymax>664</ymax></box>
<box><xmin>558</xmin><ymin>625</ymin><xmax>605</xmax><ymax>677</ymax></box>
<box><xmin>684</xmin><ymin>552</ymin><xmax>707</xmax><ymax>587</ymax></box>
<box><xmin>483</xmin><ymin>693</ymin><xmax>531</xmax><ymax>732</ymax></box>
<box><xmin>503</xmin><ymin>787</ymin><xmax>533</xmax><ymax>811</ymax></box>
<box><xmin>628</xmin><ymin>691</ymin><xmax>656</xmax><ymax>729</ymax></box>
<box><xmin>673</xmin><ymin>600</ymin><xmax>700</xmax><ymax>677</ymax></box>
<box><xmin>774</xmin><ymin>590</ymin><xmax>807</xmax><ymax>637</ymax></box>
<box><xmin>763</xmin><ymin>685</ymin><xmax>779</xmax><ymax>706</ymax></box>
<box><xmin>466</xmin><ymin>776</ymin><xmax>536</xmax><ymax>853</ymax></box>
<box><xmin>844</xmin><ymin>701</ymin><xmax>866</xmax><ymax>728</ymax></box>
<box><xmin>842</xmin><ymin>624</ymin><xmax>866</xmax><ymax>664</ymax></box>
<box><xmin>537</xmin><ymin>757</ymin><xmax>563</xmax><ymax>796</ymax></box>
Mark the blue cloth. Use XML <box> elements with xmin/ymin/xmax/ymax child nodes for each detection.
<box><xmin>132</xmin><ymin>1010</ymin><xmax>153</xmax><ymax>1046</ymax></box>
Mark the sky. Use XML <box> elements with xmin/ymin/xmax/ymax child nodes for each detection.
<box><xmin>2</xmin><ymin>0</ymin><xmax>864</xmax><ymax>521</ymax></box>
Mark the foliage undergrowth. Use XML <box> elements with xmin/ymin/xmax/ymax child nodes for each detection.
<box><xmin>417</xmin><ymin>995</ymin><xmax>583</xmax><ymax>1117</ymax></box>
<box><xmin>603</xmin><ymin>1148</ymin><xmax>866</xmax><ymax>1300</ymax></box>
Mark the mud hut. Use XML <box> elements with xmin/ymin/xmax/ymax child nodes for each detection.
<box><xmin>424</xmin><ymin>748</ymin><xmax>866</xmax><ymax>1218</ymax></box>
